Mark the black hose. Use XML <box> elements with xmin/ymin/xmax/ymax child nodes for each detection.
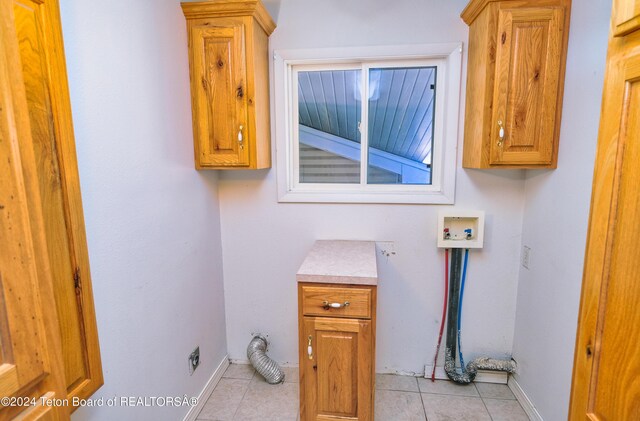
<box><xmin>443</xmin><ymin>249</ymin><xmax>517</xmax><ymax>384</ymax></box>
<box><xmin>445</xmin><ymin>249</ymin><xmax>461</xmax><ymax>368</ymax></box>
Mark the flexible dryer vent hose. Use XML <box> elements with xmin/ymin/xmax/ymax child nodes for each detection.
<box><xmin>444</xmin><ymin>249</ymin><xmax>517</xmax><ymax>384</ymax></box>
<box><xmin>247</xmin><ymin>334</ymin><xmax>285</xmax><ymax>384</ymax></box>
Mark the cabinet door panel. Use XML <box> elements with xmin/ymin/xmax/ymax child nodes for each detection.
<box><xmin>0</xmin><ymin>0</ymin><xmax>68</xmax><ymax>416</ymax></box>
<box><xmin>11</xmin><ymin>0</ymin><xmax>103</xmax><ymax>405</ymax></box>
<box><xmin>613</xmin><ymin>0</ymin><xmax>640</xmax><ymax>37</ymax></box>
<box><xmin>302</xmin><ymin>317</ymin><xmax>372</xmax><ymax>421</ymax></box>
<box><xmin>490</xmin><ymin>7</ymin><xmax>563</xmax><ymax>165</ymax></box>
<box><xmin>570</xmin><ymin>49</ymin><xmax>640</xmax><ymax>421</ymax></box>
<box><xmin>316</xmin><ymin>331</ymin><xmax>357</xmax><ymax>417</ymax></box>
<box><xmin>191</xmin><ymin>22</ymin><xmax>249</xmax><ymax>167</ymax></box>
<box><xmin>13</xmin><ymin>0</ymin><xmax>86</xmax><ymax>392</ymax></box>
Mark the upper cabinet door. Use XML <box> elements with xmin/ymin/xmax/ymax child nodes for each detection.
<box><xmin>613</xmin><ymin>0</ymin><xmax>640</xmax><ymax>37</ymax></box>
<box><xmin>190</xmin><ymin>21</ymin><xmax>249</xmax><ymax>168</ymax></box>
<box><xmin>490</xmin><ymin>7</ymin><xmax>564</xmax><ymax>166</ymax></box>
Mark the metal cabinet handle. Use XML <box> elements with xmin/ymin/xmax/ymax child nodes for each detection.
<box><xmin>322</xmin><ymin>300</ymin><xmax>350</xmax><ymax>310</ymax></box>
<box><xmin>497</xmin><ymin>120</ymin><xmax>505</xmax><ymax>147</ymax></box>
<box><xmin>238</xmin><ymin>125</ymin><xmax>244</xmax><ymax>149</ymax></box>
<box><xmin>307</xmin><ymin>335</ymin><xmax>313</xmax><ymax>360</ymax></box>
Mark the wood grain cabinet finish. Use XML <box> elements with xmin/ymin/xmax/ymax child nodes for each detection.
<box><xmin>613</xmin><ymin>0</ymin><xmax>640</xmax><ymax>36</ymax></box>
<box><xmin>181</xmin><ymin>0</ymin><xmax>275</xmax><ymax>169</ymax></box>
<box><xmin>1</xmin><ymin>0</ymin><xmax>78</xmax><ymax>418</ymax></box>
<box><xmin>298</xmin><ymin>283</ymin><xmax>377</xmax><ymax>421</ymax></box>
<box><xmin>9</xmin><ymin>0</ymin><xmax>103</xmax><ymax>409</ymax></box>
<box><xmin>461</xmin><ymin>0</ymin><xmax>571</xmax><ymax>169</ymax></box>
<box><xmin>569</xmin><ymin>0</ymin><xmax>640</xmax><ymax>419</ymax></box>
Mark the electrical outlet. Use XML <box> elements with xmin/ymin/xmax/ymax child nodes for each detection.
<box><xmin>188</xmin><ymin>346</ymin><xmax>200</xmax><ymax>375</ymax></box>
<box><xmin>522</xmin><ymin>246</ymin><xmax>531</xmax><ymax>270</ymax></box>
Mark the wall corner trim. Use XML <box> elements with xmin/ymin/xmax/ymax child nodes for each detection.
<box><xmin>183</xmin><ymin>355</ymin><xmax>230</xmax><ymax>421</ymax></box>
<box><xmin>508</xmin><ymin>376</ymin><xmax>544</xmax><ymax>421</ymax></box>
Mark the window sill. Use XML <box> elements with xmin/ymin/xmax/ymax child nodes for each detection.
<box><xmin>278</xmin><ymin>189</ymin><xmax>455</xmax><ymax>204</ymax></box>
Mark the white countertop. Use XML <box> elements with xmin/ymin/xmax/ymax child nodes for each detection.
<box><xmin>296</xmin><ymin>240</ymin><xmax>378</xmax><ymax>286</ymax></box>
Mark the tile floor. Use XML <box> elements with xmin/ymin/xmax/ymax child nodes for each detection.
<box><xmin>196</xmin><ymin>363</ymin><xmax>530</xmax><ymax>421</ymax></box>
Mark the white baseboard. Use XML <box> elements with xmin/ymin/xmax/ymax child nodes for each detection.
<box><xmin>183</xmin><ymin>355</ymin><xmax>230</xmax><ymax>421</ymax></box>
<box><xmin>508</xmin><ymin>376</ymin><xmax>543</xmax><ymax>421</ymax></box>
<box><xmin>423</xmin><ymin>365</ymin><xmax>508</xmax><ymax>384</ymax></box>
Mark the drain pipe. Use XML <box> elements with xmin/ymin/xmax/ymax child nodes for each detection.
<box><xmin>444</xmin><ymin>249</ymin><xmax>516</xmax><ymax>384</ymax></box>
<box><xmin>247</xmin><ymin>334</ymin><xmax>285</xmax><ymax>384</ymax></box>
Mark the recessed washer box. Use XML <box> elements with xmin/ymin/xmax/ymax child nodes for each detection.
<box><xmin>437</xmin><ymin>210</ymin><xmax>485</xmax><ymax>249</ymax></box>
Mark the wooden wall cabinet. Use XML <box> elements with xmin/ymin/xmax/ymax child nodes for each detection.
<box><xmin>297</xmin><ymin>241</ymin><xmax>378</xmax><ymax>421</ymax></box>
<box><xmin>461</xmin><ymin>0</ymin><xmax>571</xmax><ymax>169</ymax></box>
<box><xmin>8</xmin><ymin>0</ymin><xmax>103</xmax><ymax>409</ymax></box>
<box><xmin>181</xmin><ymin>0</ymin><xmax>275</xmax><ymax>169</ymax></box>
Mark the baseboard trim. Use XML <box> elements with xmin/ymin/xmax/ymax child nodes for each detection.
<box><xmin>183</xmin><ymin>355</ymin><xmax>229</xmax><ymax>421</ymax></box>
<box><xmin>508</xmin><ymin>376</ymin><xmax>543</xmax><ymax>421</ymax></box>
<box><xmin>423</xmin><ymin>365</ymin><xmax>508</xmax><ymax>384</ymax></box>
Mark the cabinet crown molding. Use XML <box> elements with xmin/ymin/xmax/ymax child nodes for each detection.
<box><xmin>181</xmin><ymin>0</ymin><xmax>276</xmax><ymax>35</ymax></box>
<box><xmin>461</xmin><ymin>0</ymin><xmax>569</xmax><ymax>24</ymax></box>
<box><xmin>461</xmin><ymin>0</ymin><xmax>496</xmax><ymax>24</ymax></box>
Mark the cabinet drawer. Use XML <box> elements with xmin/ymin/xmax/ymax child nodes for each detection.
<box><xmin>301</xmin><ymin>285</ymin><xmax>372</xmax><ymax>319</ymax></box>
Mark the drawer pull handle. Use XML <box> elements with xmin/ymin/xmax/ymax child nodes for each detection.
<box><xmin>307</xmin><ymin>335</ymin><xmax>313</xmax><ymax>360</ymax></box>
<box><xmin>322</xmin><ymin>301</ymin><xmax>350</xmax><ymax>310</ymax></box>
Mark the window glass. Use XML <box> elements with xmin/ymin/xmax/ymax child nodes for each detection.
<box><xmin>297</xmin><ymin>69</ymin><xmax>362</xmax><ymax>184</ymax></box>
<box><xmin>367</xmin><ymin>67</ymin><xmax>436</xmax><ymax>185</ymax></box>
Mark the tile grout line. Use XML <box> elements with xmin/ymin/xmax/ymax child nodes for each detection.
<box><xmin>230</xmin><ymin>370</ymin><xmax>255</xmax><ymax>421</ymax></box>
<box><xmin>473</xmin><ymin>382</ymin><xmax>496</xmax><ymax>421</ymax></box>
<box><xmin>480</xmin><ymin>396</ymin><xmax>495</xmax><ymax>421</ymax></box>
<box><xmin>416</xmin><ymin>377</ymin><xmax>429</xmax><ymax>421</ymax></box>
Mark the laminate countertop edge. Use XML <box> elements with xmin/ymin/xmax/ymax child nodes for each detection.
<box><xmin>296</xmin><ymin>240</ymin><xmax>378</xmax><ymax>286</ymax></box>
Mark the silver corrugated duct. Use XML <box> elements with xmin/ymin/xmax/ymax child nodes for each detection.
<box><xmin>444</xmin><ymin>350</ymin><xmax>517</xmax><ymax>384</ymax></box>
<box><xmin>247</xmin><ymin>334</ymin><xmax>285</xmax><ymax>384</ymax></box>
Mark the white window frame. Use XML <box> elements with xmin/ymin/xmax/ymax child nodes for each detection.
<box><xmin>274</xmin><ymin>43</ymin><xmax>462</xmax><ymax>204</ymax></box>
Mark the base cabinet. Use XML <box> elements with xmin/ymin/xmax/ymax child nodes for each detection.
<box><xmin>298</xmin><ymin>284</ymin><xmax>376</xmax><ymax>421</ymax></box>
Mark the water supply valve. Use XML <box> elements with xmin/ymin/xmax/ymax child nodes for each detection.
<box><xmin>437</xmin><ymin>211</ymin><xmax>485</xmax><ymax>249</ymax></box>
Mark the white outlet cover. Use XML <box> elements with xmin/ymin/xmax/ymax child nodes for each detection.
<box><xmin>437</xmin><ymin>210</ymin><xmax>485</xmax><ymax>249</ymax></box>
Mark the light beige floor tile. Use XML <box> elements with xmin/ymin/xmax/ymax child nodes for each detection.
<box><xmin>196</xmin><ymin>378</ymin><xmax>250</xmax><ymax>421</ymax></box>
<box><xmin>375</xmin><ymin>389</ymin><xmax>426</xmax><ymax>420</ymax></box>
<box><xmin>223</xmin><ymin>363</ymin><xmax>255</xmax><ymax>380</ymax></box>
<box><xmin>417</xmin><ymin>378</ymin><xmax>479</xmax><ymax>397</ymax></box>
<box><xmin>282</xmin><ymin>367</ymin><xmax>299</xmax><ymax>384</ymax></box>
<box><xmin>376</xmin><ymin>374</ymin><xmax>419</xmax><ymax>392</ymax></box>
<box><xmin>422</xmin><ymin>394</ymin><xmax>491</xmax><ymax>421</ymax></box>
<box><xmin>475</xmin><ymin>382</ymin><xmax>516</xmax><ymax>400</ymax></box>
<box><xmin>484</xmin><ymin>398</ymin><xmax>530</xmax><ymax>421</ymax></box>
<box><xmin>234</xmin><ymin>377</ymin><xmax>299</xmax><ymax>420</ymax></box>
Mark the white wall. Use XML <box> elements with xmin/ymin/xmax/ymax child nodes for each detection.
<box><xmin>511</xmin><ymin>1</ymin><xmax>611</xmax><ymax>419</ymax></box>
<box><xmin>218</xmin><ymin>0</ymin><xmax>527</xmax><ymax>373</ymax></box>
<box><xmin>60</xmin><ymin>1</ymin><xmax>228</xmax><ymax>419</ymax></box>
